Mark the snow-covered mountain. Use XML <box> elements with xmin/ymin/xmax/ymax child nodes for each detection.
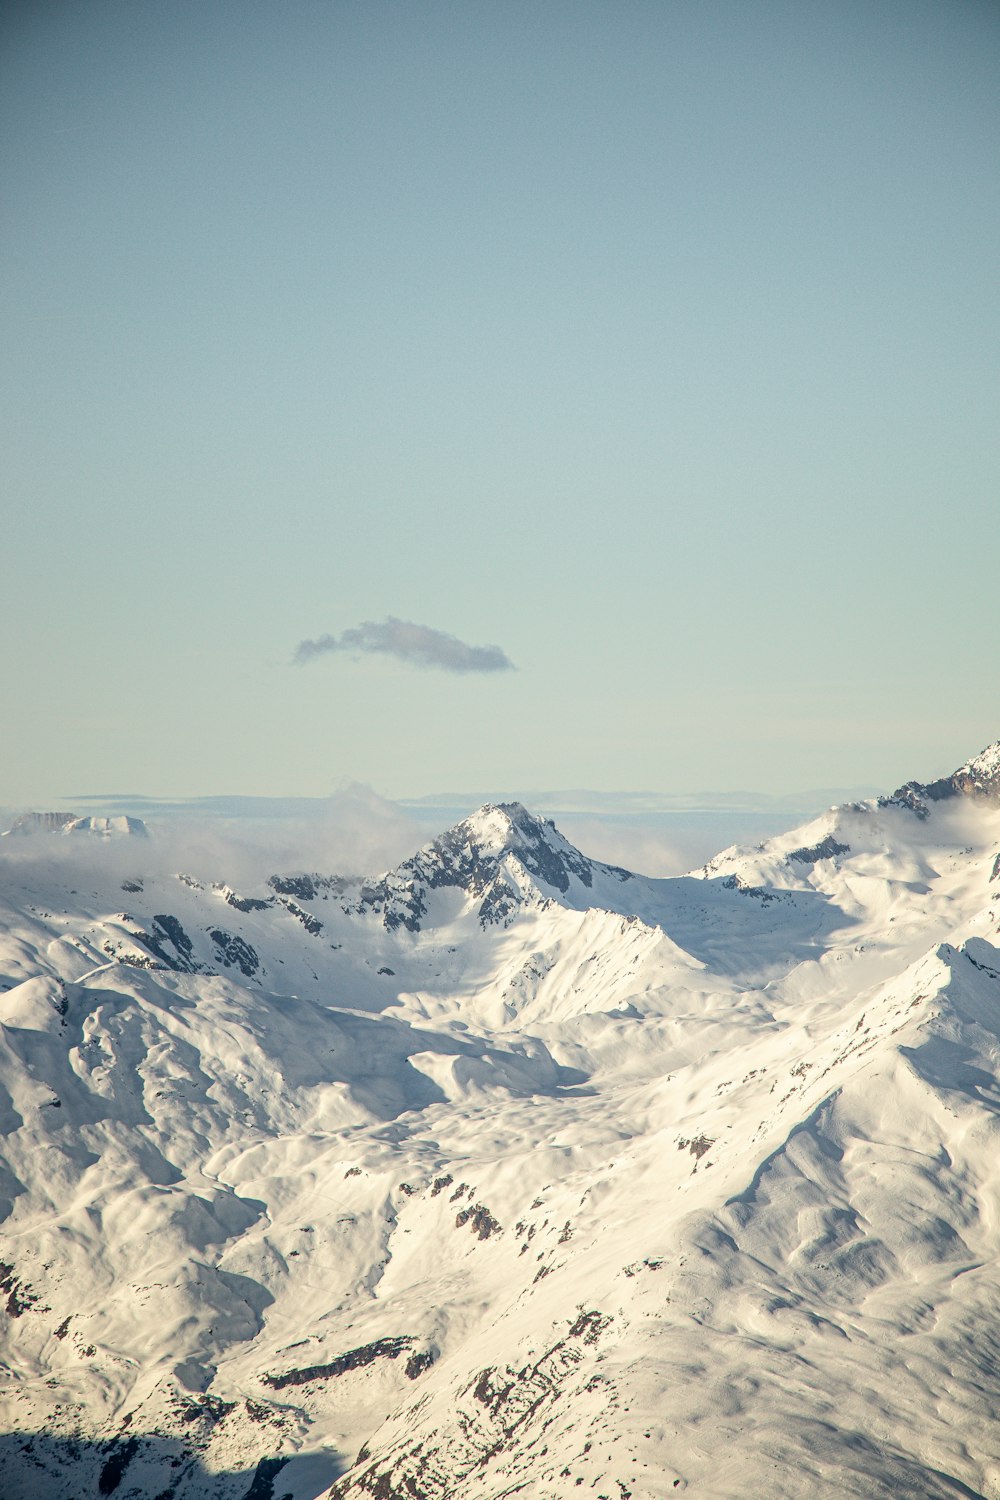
<box><xmin>2</xmin><ymin>751</ymin><xmax>1000</xmax><ymax>1498</ymax></box>
<box><xmin>2</xmin><ymin>812</ymin><xmax>149</xmax><ymax>839</ymax></box>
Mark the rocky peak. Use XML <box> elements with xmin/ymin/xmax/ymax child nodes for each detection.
<box><xmin>351</xmin><ymin>802</ymin><xmax>631</xmax><ymax>933</ymax></box>
<box><xmin>879</xmin><ymin>739</ymin><xmax>1000</xmax><ymax>818</ymax></box>
<box><xmin>444</xmin><ymin>802</ymin><xmax>617</xmax><ymax>894</ymax></box>
<box><xmin>952</xmin><ymin>741</ymin><xmax>1000</xmax><ymax>797</ymax></box>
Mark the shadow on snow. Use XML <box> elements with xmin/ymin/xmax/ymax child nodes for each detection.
<box><xmin>0</xmin><ymin>1430</ymin><xmax>344</xmax><ymax>1500</ymax></box>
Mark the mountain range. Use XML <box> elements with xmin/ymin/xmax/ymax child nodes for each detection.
<box><xmin>1</xmin><ymin>743</ymin><xmax>1000</xmax><ymax>1498</ymax></box>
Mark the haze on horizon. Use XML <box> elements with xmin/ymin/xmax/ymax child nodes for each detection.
<box><xmin>3</xmin><ymin>0</ymin><xmax>997</xmax><ymax>807</ymax></box>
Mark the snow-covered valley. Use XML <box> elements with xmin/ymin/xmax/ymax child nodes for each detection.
<box><xmin>3</xmin><ymin>748</ymin><xmax>1000</xmax><ymax>1498</ymax></box>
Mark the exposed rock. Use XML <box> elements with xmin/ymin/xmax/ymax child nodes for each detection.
<box><xmin>268</xmin><ymin>873</ymin><xmax>355</xmax><ymax>902</ymax></box>
<box><xmin>331</xmin><ymin>1312</ymin><xmax>612</xmax><ymax>1499</ymax></box>
<box><xmin>3</xmin><ymin>811</ymin><xmax>78</xmax><ymax>836</ymax></box>
<box><xmin>348</xmin><ymin>803</ymin><xmax>631</xmax><ymax>933</ymax></box>
<box><xmin>130</xmin><ymin>915</ymin><xmax>204</xmax><ymax>973</ymax></box>
<box><xmin>455</xmin><ymin>1203</ymin><xmax>502</xmax><ymax>1240</ymax></box>
<box><xmin>404</xmin><ymin>1348</ymin><xmax>437</xmax><ymax>1380</ymax></box>
<box><xmin>240</xmin><ymin>1455</ymin><xmax>289</xmax><ymax>1500</ymax></box>
<box><xmin>878</xmin><ymin>783</ymin><xmax>930</xmax><ymax>818</ymax></box>
<box><xmin>264</xmin><ymin>1337</ymin><xmax>414</xmax><ymax>1390</ymax></box>
<box><xmin>0</xmin><ymin>1260</ymin><xmax>46</xmax><ymax>1317</ymax></box>
<box><xmin>222</xmin><ymin>888</ymin><xmax>274</xmax><ymax>914</ymax></box>
<box><xmin>209</xmin><ymin>929</ymin><xmax>260</xmax><ymax>977</ymax></box>
<box><xmin>279</xmin><ymin>898</ymin><xmax>324</xmax><ymax>936</ymax></box>
<box><xmin>880</xmin><ymin>741</ymin><xmax>1000</xmax><ymax>814</ymax></box>
<box><xmin>97</xmin><ymin>1436</ymin><xmax>139</xmax><ymax>1495</ymax></box>
<box><xmin>787</xmin><ymin>836</ymin><xmax>850</xmax><ymax>864</ymax></box>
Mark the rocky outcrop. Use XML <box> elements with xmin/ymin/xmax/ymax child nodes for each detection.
<box><xmin>788</xmin><ymin>836</ymin><xmax>850</xmax><ymax>864</ymax></box>
<box><xmin>879</xmin><ymin>741</ymin><xmax>1000</xmax><ymax>816</ymax></box>
<box><xmin>347</xmin><ymin>803</ymin><xmax>631</xmax><ymax>933</ymax></box>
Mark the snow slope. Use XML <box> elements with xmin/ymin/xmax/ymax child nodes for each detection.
<box><xmin>0</xmin><ymin>758</ymin><xmax>999</xmax><ymax>1499</ymax></box>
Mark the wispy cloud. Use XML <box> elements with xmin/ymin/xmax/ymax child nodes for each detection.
<box><xmin>293</xmin><ymin>617</ymin><xmax>515</xmax><ymax>674</ymax></box>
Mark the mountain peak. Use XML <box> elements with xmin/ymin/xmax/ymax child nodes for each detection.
<box><xmin>457</xmin><ymin>800</ymin><xmax>540</xmax><ymax>848</ymax></box>
<box><xmin>351</xmin><ymin>802</ymin><xmax>632</xmax><ymax>933</ymax></box>
<box><xmin>955</xmin><ymin>740</ymin><xmax>1000</xmax><ymax>793</ymax></box>
<box><xmin>455</xmin><ymin>801</ymin><xmax>575</xmax><ymax>864</ymax></box>
<box><xmin>878</xmin><ymin>738</ymin><xmax>1000</xmax><ymax>818</ymax></box>
<box><xmin>440</xmin><ymin>800</ymin><xmax>628</xmax><ymax>898</ymax></box>
<box><xmin>2</xmin><ymin>811</ymin><xmax>149</xmax><ymax>838</ymax></box>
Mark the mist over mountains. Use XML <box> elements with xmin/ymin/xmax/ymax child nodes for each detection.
<box><xmin>2</xmin><ymin>780</ymin><xmax>880</xmax><ymax>886</ymax></box>
<box><xmin>1</xmin><ymin>745</ymin><xmax>1000</xmax><ymax>1497</ymax></box>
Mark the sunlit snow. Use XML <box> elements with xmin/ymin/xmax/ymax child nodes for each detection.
<box><xmin>2</xmin><ymin>752</ymin><xmax>1000</xmax><ymax>1497</ymax></box>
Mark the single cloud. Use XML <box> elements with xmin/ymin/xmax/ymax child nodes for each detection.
<box><xmin>293</xmin><ymin>617</ymin><xmax>515</xmax><ymax>674</ymax></box>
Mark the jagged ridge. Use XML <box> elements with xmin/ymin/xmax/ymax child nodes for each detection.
<box><xmin>347</xmin><ymin>802</ymin><xmax>632</xmax><ymax>932</ymax></box>
<box><xmin>879</xmin><ymin>739</ymin><xmax>1000</xmax><ymax>818</ymax></box>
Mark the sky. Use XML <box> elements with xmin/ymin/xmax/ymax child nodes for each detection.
<box><xmin>3</xmin><ymin>0</ymin><xmax>998</xmax><ymax>809</ymax></box>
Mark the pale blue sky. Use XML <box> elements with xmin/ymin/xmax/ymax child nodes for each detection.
<box><xmin>3</xmin><ymin>0</ymin><xmax>998</xmax><ymax>805</ymax></box>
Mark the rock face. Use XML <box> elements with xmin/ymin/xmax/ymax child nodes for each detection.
<box><xmin>950</xmin><ymin>740</ymin><xmax>1000</xmax><ymax>797</ymax></box>
<box><xmin>880</xmin><ymin>739</ymin><xmax>1000</xmax><ymax>815</ymax></box>
<box><xmin>1</xmin><ymin>752</ymin><xmax>1000</xmax><ymax>1499</ymax></box>
<box><xmin>786</xmin><ymin>834</ymin><xmax>850</xmax><ymax>864</ymax></box>
<box><xmin>349</xmin><ymin>802</ymin><xmax>632</xmax><ymax>932</ymax></box>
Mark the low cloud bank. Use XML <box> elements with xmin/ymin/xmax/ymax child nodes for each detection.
<box><xmin>294</xmin><ymin>618</ymin><xmax>514</xmax><ymax>673</ymax></box>
<box><xmin>1</xmin><ymin>793</ymin><xmax>817</xmax><ymax>888</ymax></box>
<box><xmin>553</xmin><ymin>813</ymin><xmax>799</xmax><ymax>878</ymax></box>
<box><xmin>0</xmin><ymin>785</ymin><xmax>425</xmax><ymax>889</ymax></box>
